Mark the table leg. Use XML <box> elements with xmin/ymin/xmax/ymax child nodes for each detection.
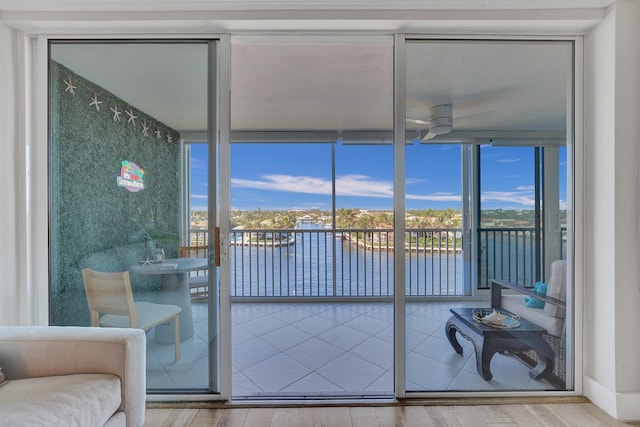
<box><xmin>476</xmin><ymin>339</ymin><xmax>500</xmax><ymax>380</ymax></box>
<box><xmin>446</xmin><ymin>316</ymin><xmax>496</xmax><ymax>380</ymax></box>
<box><xmin>445</xmin><ymin>318</ymin><xmax>464</xmax><ymax>355</ymax></box>
<box><xmin>155</xmin><ymin>272</ymin><xmax>194</xmax><ymax>344</ymax></box>
<box><xmin>519</xmin><ymin>336</ymin><xmax>555</xmax><ymax>380</ymax></box>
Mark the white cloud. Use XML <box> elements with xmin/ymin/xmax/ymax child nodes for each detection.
<box><xmin>406</xmin><ymin>178</ymin><xmax>426</xmax><ymax>185</ymax></box>
<box><xmin>481</xmin><ymin>191</ymin><xmax>535</xmax><ymax>206</ymax></box>
<box><xmin>232</xmin><ymin>174</ymin><xmax>329</xmax><ymax>194</ymax></box>
<box><xmin>231</xmin><ymin>174</ymin><xmax>394</xmax><ymax>198</ymax></box>
<box><xmin>189</xmin><ymin>157</ymin><xmax>207</xmax><ymax>170</ymax></box>
<box><xmin>406</xmin><ymin>193</ymin><xmax>461</xmax><ymax>202</ymax></box>
<box><xmin>229</xmin><ymin>173</ymin><xmax>538</xmax><ymax>207</ymax></box>
<box><xmin>337</xmin><ymin>174</ymin><xmax>393</xmax><ymax>197</ymax></box>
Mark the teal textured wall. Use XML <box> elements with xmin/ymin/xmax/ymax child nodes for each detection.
<box><xmin>50</xmin><ymin>61</ymin><xmax>181</xmax><ymax>325</ymax></box>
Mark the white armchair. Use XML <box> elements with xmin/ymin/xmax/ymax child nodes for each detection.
<box><xmin>0</xmin><ymin>326</ymin><xmax>146</xmax><ymax>427</ymax></box>
<box><xmin>491</xmin><ymin>260</ymin><xmax>568</xmax><ymax>387</ymax></box>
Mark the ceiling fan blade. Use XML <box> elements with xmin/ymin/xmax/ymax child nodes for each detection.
<box><xmin>421</xmin><ymin>131</ymin><xmax>438</xmax><ymax>141</ymax></box>
<box><xmin>453</xmin><ymin>110</ymin><xmax>497</xmax><ymax>121</ymax></box>
<box><xmin>406</xmin><ymin>118</ymin><xmax>432</xmax><ymax>126</ymax></box>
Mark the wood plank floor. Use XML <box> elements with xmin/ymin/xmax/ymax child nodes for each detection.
<box><xmin>144</xmin><ymin>400</ymin><xmax>640</xmax><ymax>426</ymax></box>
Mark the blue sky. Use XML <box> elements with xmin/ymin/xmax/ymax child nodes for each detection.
<box><xmin>189</xmin><ymin>143</ymin><xmax>567</xmax><ymax>212</ymax></box>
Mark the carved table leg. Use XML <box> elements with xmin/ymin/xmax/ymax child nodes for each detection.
<box><xmin>446</xmin><ymin>316</ymin><xmax>495</xmax><ymax>380</ymax></box>
<box><xmin>445</xmin><ymin>318</ymin><xmax>464</xmax><ymax>355</ymax></box>
<box><xmin>519</xmin><ymin>336</ymin><xmax>555</xmax><ymax>379</ymax></box>
<box><xmin>477</xmin><ymin>338</ymin><xmax>499</xmax><ymax>380</ymax></box>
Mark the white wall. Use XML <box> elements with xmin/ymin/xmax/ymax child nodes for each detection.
<box><xmin>584</xmin><ymin>0</ymin><xmax>617</xmax><ymax>394</ymax></box>
<box><xmin>612</xmin><ymin>0</ymin><xmax>640</xmax><ymax>395</ymax></box>
<box><xmin>0</xmin><ymin>23</ymin><xmax>48</xmax><ymax>327</ymax></box>
<box><xmin>0</xmin><ymin>22</ymin><xmax>20</xmax><ymax>326</ymax></box>
<box><xmin>583</xmin><ymin>0</ymin><xmax>640</xmax><ymax>420</ymax></box>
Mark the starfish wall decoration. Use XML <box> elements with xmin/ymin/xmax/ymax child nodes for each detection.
<box><xmin>110</xmin><ymin>104</ymin><xmax>122</xmax><ymax>121</ymax></box>
<box><xmin>64</xmin><ymin>77</ymin><xmax>76</xmax><ymax>95</ymax></box>
<box><xmin>89</xmin><ymin>94</ymin><xmax>102</xmax><ymax>111</ymax></box>
<box><xmin>58</xmin><ymin>67</ymin><xmax>178</xmax><ymax>143</ymax></box>
<box><xmin>125</xmin><ymin>108</ymin><xmax>138</xmax><ymax>127</ymax></box>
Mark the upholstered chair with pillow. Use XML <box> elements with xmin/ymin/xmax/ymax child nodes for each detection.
<box><xmin>491</xmin><ymin>260</ymin><xmax>568</xmax><ymax>387</ymax></box>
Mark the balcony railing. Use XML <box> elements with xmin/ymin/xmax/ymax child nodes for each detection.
<box><xmin>478</xmin><ymin>228</ymin><xmax>537</xmax><ymax>290</ymax></box>
<box><xmin>229</xmin><ymin>229</ymin><xmax>395</xmax><ymax>298</ymax></box>
<box><xmin>405</xmin><ymin>228</ymin><xmax>463</xmax><ymax>297</ymax></box>
<box><xmin>188</xmin><ymin>226</ymin><xmax>565</xmax><ymax>298</ymax></box>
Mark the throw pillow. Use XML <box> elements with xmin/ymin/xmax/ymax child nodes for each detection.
<box><xmin>524</xmin><ymin>281</ymin><xmax>548</xmax><ymax>308</ymax></box>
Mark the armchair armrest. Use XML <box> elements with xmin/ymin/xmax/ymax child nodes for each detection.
<box><xmin>0</xmin><ymin>326</ymin><xmax>146</xmax><ymax>427</ymax></box>
<box><xmin>491</xmin><ymin>279</ymin><xmax>566</xmax><ymax>310</ymax></box>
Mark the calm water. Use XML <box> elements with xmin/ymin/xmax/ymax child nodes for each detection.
<box><xmin>229</xmin><ymin>222</ymin><xmax>465</xmax><ymax>297</ymax></box>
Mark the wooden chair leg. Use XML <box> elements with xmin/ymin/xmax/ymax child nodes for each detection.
<box><xmin>174</xmin><ymin>315</ymin><xmax>181</xmax><ymax>362</ymax></box>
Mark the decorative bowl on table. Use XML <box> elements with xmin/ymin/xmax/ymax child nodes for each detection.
<box><xmin>472</xmin><ymin>308</ymin><xmax>520</xmax><ymax>329</ymax></box>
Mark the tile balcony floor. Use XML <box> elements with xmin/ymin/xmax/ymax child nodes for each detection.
<box><xmin>146</xmin><ymin>300</ymin><xmax>558</xmax><ymax>396</ymax></box>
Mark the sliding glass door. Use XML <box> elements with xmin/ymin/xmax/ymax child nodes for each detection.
<box><xmin>48</xmin><ymin>35</ymin><xmax>574</xmax><ymax>399</ymax></box>
<box><xmin>49</xmin><ymin>40</ymin><xmax>222</xmax><ymax>393</ymax></box>
<box><xmin>403</xmin><ymin>39</ymin><xmax>573</xmax><ymax>392</ymax></box>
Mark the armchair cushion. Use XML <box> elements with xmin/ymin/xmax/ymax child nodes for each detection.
<box><xmin>543</xmin><ymin>260</ymin><xmax>567</xmax><ymax>319</ymax></box>
<box><xmin>501</xmin><ymin>294</ymin><xmax>565</xmax><ymax>337</ymax></box>
<box><xmin>0</xmin><ymin>374</ymin><xmax>121</xmax><ymax>427</ymax></box>
<box><xmin>0</xmin><ymin>326</ymin><xmax>146</xmax><ymax>427</ymax></box>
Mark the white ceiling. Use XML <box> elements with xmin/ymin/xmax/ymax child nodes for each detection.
<box><xmin>51</xmin><ymin>37</ymin><xmax>570</xmax><ymax>142</ymax></box>
<box><xmin>230</xmin><ymin>37</ymin><xmax>394</xmax><ymax>132</ymax></box>
<box><xmin>405</xmin><ymin>41</ymin><xmax>570</xmax><ymax>133</ymax></box>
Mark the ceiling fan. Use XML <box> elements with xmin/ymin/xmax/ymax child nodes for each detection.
<box><xmin>407</xmin><ymin>104</ymin><xmax>494</xmax><ymax>141</ymax></box>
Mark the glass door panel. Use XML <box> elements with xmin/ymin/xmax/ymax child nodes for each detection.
<box><xmin>403</xmin><ymin>39</ymin><xmax>572</xmax><ymax>392</ymax></box>
<box><xmin>229</xmin><ymin>35</ymin><xmax>394</xmax><ymax>398</ymax></box>
<box><xmin>49</xmin><ymin>41</ymin><xmax>218</xmax><ymax>393</ymax></box>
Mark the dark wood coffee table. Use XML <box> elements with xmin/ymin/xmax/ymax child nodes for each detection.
<box><xmin>446</xmin><ymin>307</ymin><xmax>555</xmax><ymax>381</ymax></box>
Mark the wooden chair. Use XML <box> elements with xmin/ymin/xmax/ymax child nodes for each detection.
<box><xmin>179</xmin><ymin>245</ymin><xmax>209</xmax><ymax>300</ymax></box>
<box><xmin>82</xmin><ymin>268</ymin><xmax>181</xmax><ymax>362</ymax></box>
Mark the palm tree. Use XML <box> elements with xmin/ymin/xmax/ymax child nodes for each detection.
<box><xmin>377</xmin><ymin>212</ymin><xmax>393</xmax><ymax>228</ymax></box>
<box><xmin>336</xmin><ymin>208</ymin><xmax>358</xmax><ymax>229</ymax></box>
<box><xmin>444</xmin><ymin>208</ymin><xmax>457</xmax><ymax>227</ymax></box>
<box><xmin>278</xmin><ymin>211</ymin><xmax>298</xmax><ymax>229</ymax></box>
